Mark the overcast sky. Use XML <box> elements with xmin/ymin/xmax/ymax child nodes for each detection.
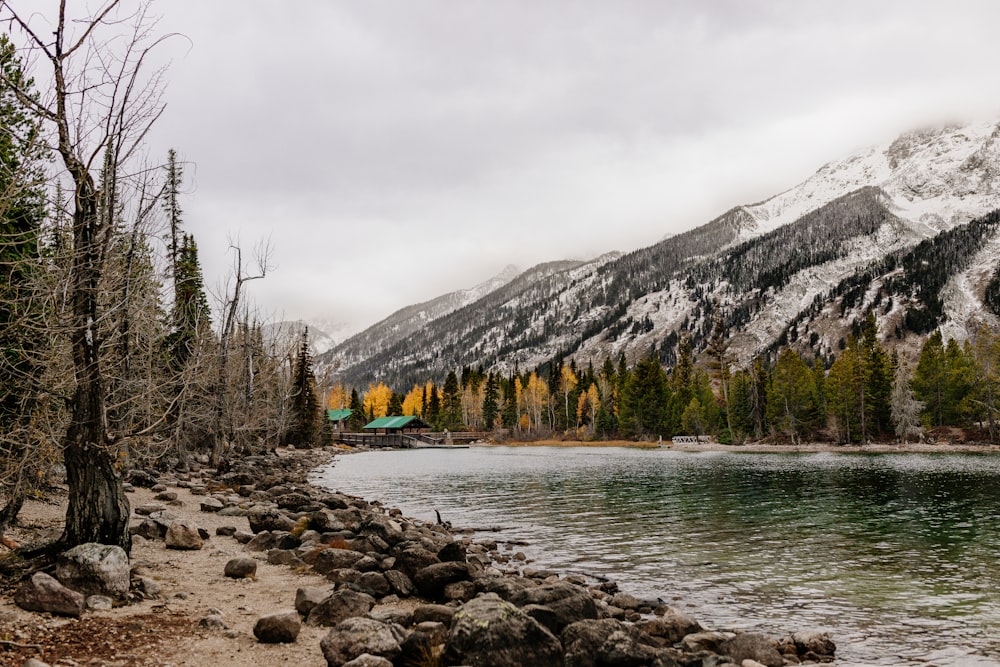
<box><xmin>139</xmin><ymin>1</ymin><xmax>1000</xmax><ymax>337</ymax></box>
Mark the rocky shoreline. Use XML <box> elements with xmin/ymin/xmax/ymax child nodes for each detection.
<box><xmin>0</xmin><ymin>447</ymin><xmax>836</xmax><ymax>666</ymax></box>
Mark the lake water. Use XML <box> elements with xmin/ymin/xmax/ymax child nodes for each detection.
<box><xmin>310</xmin><ymin>446</ymin><xmax>1000</xmax><ymax>666</ymax></box>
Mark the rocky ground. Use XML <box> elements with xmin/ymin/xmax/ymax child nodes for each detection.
<box><xmin>0</xmin><ymin>447</ymin><xmax>837</xmax><ymax>667</ymax></box>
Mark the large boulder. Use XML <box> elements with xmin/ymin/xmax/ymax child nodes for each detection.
<box><xmin>634</xmin><ymin>608</ymin><xmax>703</xmax><ymax>644</ymax></box>
<box><xmin>224</xmin><ymin>557</ymin><xmax>257</xmax><ymax>579</ymax></box>
<box><xmin>359</xmin><ymin>515</ymin><xmax>405</xmax><ymax>546</ymax></box>
<box><xmin>295</xmin><ymin>586</ymin><xmax>329</xmax><ymax>617</ymax></box>
<box><xmin>55</xmin><ymin>543</ymin><xmax>130</xmax><ymax>601</ymax></box>
<box><xmin>320</xmin><ymin>617</ymin><xmax>402</xmax><ymax>667</ymax></box>
<box><xmin>523</xmin><ymin>593</ymin><xmax>599</xmax><ymax>635</ymax></box>
<box><xmin>383</xmin><ymin>570</ymin><xmax>415</xmax><ymax>597</ymax></box>
<box><xmin>247</xmin><ymin>506</ymin><xmax>295</xmax><ymax>533</ymax></box>
<box><xmin>392</xmin><ymin>546</ymin><xmax>440</xmax><ymax>578</ymax></box>
<box><xmin>307</xmin><ymin>589</ymin><xmax>376</xmax><ymax>627</ymax></box>
<box><xmin>253</xmin><ymin>610</ymin><xmax>301</xmax><ymax>644</ymax></box>
<box><xmin>165</xmin><ymin>519</ymin><xmax>203</xmax><ymax>550</ymax></box>
<box><xmin>14</xmin><ymin>572</ymin><xmax>86</xmax><ymax>618</ymax></box>
<box><xmin>719</xmin><ymin>633</ymin><xmax>784</xmax><ymax>667</ymax></box>
<box><xmin>791</xmin><ymin>630</ymin><xmax>837</xmax><ymax>658</ymax></box>
<box><xmin>442</xmin><ymin>593</ymin><xmax>563</xmax><ymax>667</ymax></box>
<box><xmin>413</xmin><ymin>561</ymin><xmax>470</xmax><ymax>601</ymax></box>
<box><xmin>313</xmin><ymin>548</ymin><xmax>366</xmax><ymax>574</ymax></box>
<box><xmin>561</xmin><ymin>618</ymin><xmax>661</xmax><ymax>667</ymax></box>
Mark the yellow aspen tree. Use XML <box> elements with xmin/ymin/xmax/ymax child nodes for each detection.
<box><xmin>363</xmin><ymin>382</ymin><xmax>393</xmax><ymax>419</ymax></box>
<box><xmin>326</xmin><ymin>384</ymin><xmax>350</xmax><ymax>410</ymax></box>
<box><xmin>461</xmin><ymin>384</ymin><xmax>484</xmax><ymax>430</ymax></box>
<box><xmin>524</xmin><ymin>372</ymin><xmax>549</xmax><ymax>431</ymax></box>
<box><xmin>402</xmin><ymin>384</ymin><xmax>424</xmax><ymax>416</ymax></box>
<box><xmin>560</xmin><ymin>365</ymin><xmax>578</xmax><ymax>429</ymax></box>
<box><xmin>514</xmin><ymin>377</ymin><xmax>525</xmax><ymax>432</ymax></box>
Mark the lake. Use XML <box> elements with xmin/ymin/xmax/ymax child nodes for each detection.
<box><xmin>310</xmin><ymin>446</ymin><xmax>1000</xmax><ymax>666</ymax></box>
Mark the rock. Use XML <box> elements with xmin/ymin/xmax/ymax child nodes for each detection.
<box><xmin>130</xmin><ymin>519</ymin><xmax>164</xmax><ymax>540</ymax></box>
<box><xmin>200</xmin><ymin>497</ymin><xmax>224</xmax><ymax>512</ymax></box>
<box><xmin>248</xmin><ymin>506</ymin><xmax>295</xmax><ymax>533</ymax></box>
<box><xmin>561</xmin><ymin>618</ymin><xmax>661</xmax><ymax>667</ymax></box>
<box><xmin>392</xmin><ymin>546</ymin><xmax>440</xmax><ymax>578</ymax></box>
<box><xmin>437</xmin><ymin>540</ymin><xmax>466</xmax><ymax>562</ymax></box>
<box><xmin>680</xmin><ymin>631</ymin><xmax>735</xmax><ymax>654</ymax></box>
<box><xmin>354</xmin><ymin>571</ymin><xmax>391</xmax><ymax>598</ymax></box>
<box><xmin>276</xmin><ymin>492</ymin><xmax>313</xmax><ymax>511</ymax></box>
<box><xmin>199</xmin><ymin>614</ymin><xmax>227</xmax><ymax>630</ymax></box>
<box><xmin>396</xmin><ymin>631</ymin><xmax>433</xmax><ymax>667</ymax></box>
<box><xmin>412</xmin><ymin>603</ymin><xmax>455</xmax><ymax>625</ymax></box>
<box><xmin>134</xmin><ymin>576</ymin><xmax>161</xmax><ymax>599</ymax></box>
<box><xmin>320</xmin><ymin>617</ymin><xmax>402</xmax><ymax>666</ymax></box>
<box><xmin>246</xmin><ymin>531</ymin><xmax>276</xmax><ymax>551</ymax></box>
<box><xmin>233</xmin><ymin>530</ymin><xmax>255</xmax><ymax>544</ymax></box>
<box><xmin>22</xmin><ymin>659</ymin><xmax>52</xmax><ymax>667</ymax></box>
<box><xmin>742</xmin><ymin>660</ymin><xmax>768</xmax><ymax>667</ymax></box>
<box><xmin>791</xmin><ymin>630</ymin><xmax>836</xmax><ymax>657</ymax></box>
<box><xmin>134</xmin><ymin>503</ymin><xmax>166</xmax><ymax>516</ymax></box>
<box><xmin>224</xmin><ymin>557</ymin><xmax>258</xmax><ymax>579</ymax></box>
<box><xmin>295</xmin><ymin>586</ymin><xmax>329</xmax><ymax>617</ymax></box>
<box><xmin>635</xmin><ymin>608</ymin><xmax>703</xmax><ymax>644</ymax></box>
<box><xmin>443</xmin><ymin>593</ymin><xmax>562</xmax><ymax>667</ymax></box>
<box><xmin>383</xmin><ymin>569</ymin><xmax>415</xmax><ymax>597</ymax></box>
<box><xmin>267</xmin><ymin>548</ymin><xmax>304</xmax><ymax>566</ymax></box>
<box><xmin>609</xmin><ymin>592</ymin><xmax>642</xmax><ymax>610</ymax></box>
<box><xmin>307</xmin><ymin>589</ymin><xmax>377</xmax><ymax>627</ymax></box>
<box><xmin>154</xmin><ymin>491</ymin><xmax>178</xmax><ymax>501</ymax></box>
<box><xmin>720</xmin><ymin>633</ymin><xmax>784</xmax><ymax>667</ymax></box>
<box><xmin>510</xmin><ymin>582</ymin><xmax>582</xmax><ymax>606</ymax></box>
<box><xmin>215</xmin><ymin>525</ymin><xmax>237</xmax><ymax>537</ymax></box>
<box><xmin>313</xmin><ymin>547</ymin><xmax>365</xmax><ymax>574</ymax></box>
<box><xmin>359</xmin><ymin>514</ymin><xmax>405</xmax><ymax>546</ymax></box>
<box><xmin>413</xmin><ymin>561</ymin><xmax>470</xmax><ymax>601</ymax></box>
<box><xmin>253</xmin><ymin>610</ymin><xmax>301</xmax><ymax>643</ymax></box>
<box><xmin>14</xmin><ymin>572</ymin><xmax>85</xmax><ymax>618</ymax></box>
<box><xmin>86</xmin><ymin>595</ymin><xmax>114</xmax><ymax>610</ymax></box>
<box><xmin>165</xmin><ymin>519</ymin><xmax>204</xmax><ymax>549</ymax></box>
<box><xmin>369</xmin><ymin>607</ymin><xmax>412</xmax><ymax>627</ymax></box>
<box><xmin>55</xmin><ymin>543</ymin><xmax>130</xmax><ymax>601</ymax></box>
<box><xmin>442</xmin><ymin>579</ymin><xmax>477</xmax><ymax>602</ymax></box>
<box><xmin>342</xmin><ymin>656</ymin><xmax>393</xmax><ymax>667</ymax></box>
<box><xmin>522</xmin><ymin>593</ymin><xmax>599</xmax><ymax>634</ymax></box>
<box><xmin>414</xmin><ymin>620</ymin><xmax>448</xmax><ymax>645</ymax></box>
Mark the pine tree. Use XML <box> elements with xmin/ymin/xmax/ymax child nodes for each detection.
<box><xmin>766</xmin><ymin>348</ymin><xmax>817</xmax><ymax>444</ymax></box>
<box><xmin>482</xmin><ymin>372</ymin><xmax>499</xmax><ymax>430</ymax></box>
<box><xmin>913</xmin><ymin>331</ymin><xmax>947</xmax><ymax>427</ymax></box>
<box><xmin>287</xmin><ymin>328</ymin><xmax>321</xmax><ymax>447</ymax></box>
<box><xmin>348</xmin><ymin>389</ymin><xmax>365</xmax><ymax>431</ymax></box>
<box><xmin>442</xmin><ymin>370</ymin><xmax>463</xmax><ymax>430</ymax></box>
<box><xmin>425</xmin><ymin>382</ymin><xmax>442</xmax><ymax>430</ymax></box>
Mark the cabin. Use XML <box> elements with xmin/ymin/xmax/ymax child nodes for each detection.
<box><xmin>362</xmin><ymin>415</ymin><xmax>430</xmax><ymax>435</ymax></box>
<box><xmin>326</xmin><ymin>408</ymin><xmax>353</xmax><ymax>432</ymax></box>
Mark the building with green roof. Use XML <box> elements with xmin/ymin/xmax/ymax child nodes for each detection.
<box><xmin>362</xmin><ymin>415</ymin><xmax>430</xmax><ymax>433</ymax></box>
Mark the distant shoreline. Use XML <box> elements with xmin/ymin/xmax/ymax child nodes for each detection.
<box><xmin>490</xmin><ymin>438</ymin><xmax>1000</xmax><ymax>454</ymax></box>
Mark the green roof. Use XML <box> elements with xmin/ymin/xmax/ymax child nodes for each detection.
<box><xmin>326</xmin><ymin>409</ymin><xmax>353</xmax><ymax>421</ymax></box>
<box><xmin>363</xmin><ymin>415</ymin><xmax>421</xmax><ymax>430</ymax></box>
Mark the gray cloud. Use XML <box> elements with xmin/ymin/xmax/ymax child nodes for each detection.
<box><xmin>143</xmin><ymin>0</ymin><xmax>1000</xmax><ymax>335</ymax></box>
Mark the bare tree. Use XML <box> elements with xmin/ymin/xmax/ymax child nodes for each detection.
<box><xmin>2</xmin><ymin>0</ymin><xmax>172</xmax><ymax>552</ymax></box>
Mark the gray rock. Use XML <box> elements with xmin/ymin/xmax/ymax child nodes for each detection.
<box><xmin>392</xmin><ymin>546</ymin><xmax>440</xmax><ymax>578</ymax></box>
<box><xmin>130</xmin><ymin>519</ymin><xmax>164</xmax><ymax>540</ymax></box>
<box><xmin>679</xmin><ymin>631</ymin><xmax>735</xmax><ymax>654</ymax></box>
<box><xmin>55</xmin><ymin>543</ymin><xmax>130</xmax><ymax>600</ymax></box>
<box><xmin>248</xmin><ymin>506</ymin><xmax>295</xmax><ymax>533</ymax></box>
<box><xmin>369</xmin><ymin>607</ymin><xmax>412</xmax><ymax>626</ymax></box>
<box><xmin>791</xmin><ymin>630</ymin><xmax>836</xmax><ymax>657</ymax></box>
<box><xmin>14</xmin><ymin>572</ymin><xmax>85</xmax><ymax>617</ymax></box>
<box><xmin>134</xmin><ymin>503</ymin><xmax>166</xmax><ymax>516</ymax></box>
<box><xmin>154</xmin><ymin>491</ymin><xmax>178</xmax><ymax>501</ymax></box>
<box><xmin>85</xmin><ymin>595</ymin><xmax>114</xmax><ymax>610</ymax></box>
<box><xmin>165</xmin><ymin>519</ymin><xmax>204</xmax><ymax>550</ymax></box>
<box><xmin>320</xmin><ymin>617</ymin><xmax>402</xmax><ymax>667</ymax></box>
<box><xmin>510</xmin><ymin>582</ymin><xmax>583</xmax><ymax>606</ymax></box>
<box><xmin>635</xmin><ymin>608</ymin><xmax>703</xmax><ymax>644</ymax></box>
<box><xmin>414</xmin><ymin>620</ymin><xmax>448</xmax><ymax>645</ymax></box>
<box><xmin>233</xmin><ymin>530</ymin><xmax>255</xmax><ymax>544</ymax></box>
<box><xmin>443</xmin><ymin>593</ymin><xmax>562</xmax><ymax>667</ymax></box>
<box><xmin>246</xmin><ymin>530</ymin><xmax>277</xmax><ymax>552</ymax></box>
<box><xmin>719</xmin><ymin>633</ymin><xmax>784</xmax><ymax>667</ymax></box>
<box><xmin>342</xmin><ymin>654</ymin><xmax>393</xmax><ymax>667</ymax></box>
<box><xmin>561</xmin><ymin>618</ymin><xmax>661</xmax><ymax>667</ymax></box>
<box><xmin>199</xmin><ymin>614</ymin><xmax>228</xmax><ymax>630</ymax></box>
<box><xmin>354</xmin><ymin>571</ymin><xmax>391</xmax><ymax>598</ymax></box>
<box><xmin>224</xmin><ymin>557</ymin><xmax>258</xmax><ymax>579</ymax></box>
<box><xmin>215</xmin><ymin>525</ymin><xmax>237</xmax><ymax>537</ymax></box>
<box><xmin>609</xmin><ymin>592</ymin><xmax>642</xmax><ymax>610</ymax></box>
<box><xmin>359</xmin><ymin>514</ymin><xmax>405</xmax><ymax>546</ymax></box>
<box><xmin>383</xmin><ymin>570</ymin><xmax>414</xmax><ymax>597</ymax></box>
<box><xmin>135</xmin><ymin>576</ymin><xmax>161</xmax><ymax>599</ymax></box>
<box><xmin>443</xmin><ymin>579</ymin><xmax>477</xmax><ymax>603</ymax></box>
<box><xmin>412</xmin><ymin>603</ymin><xmax>455</xmax><ymax>625</ymax></box>
<box><xmin>200</xmin><ymin>497</ymin><xmax>224</xmax><ymax>512</ymax></box>
<box><xmin>313</xmin><ymin>547</ymin><xmax>365</xmax><ymax>574</ymax></box>
<box><xmin>413</xmin><ymin>561</ymin><xmax>470</xmax><ymax>601</ymax></box>
<box><xmin>267</xmin><ymin>548</ymin><xmax>304</xmax><ymax>567</ymax></box>
<box><xmin>522</xmin><ymin>593</ymin><xmax>599</xmax><ymax>634</ymax></box>
<box><xmin>22</xmin><ymin>659</ymin><xmax>52</xmax><ymax>667</ymax></box>
<box><xmin>253</xmin><ymin>610</ymin><xmax>301</xmax><ymax>644</ymax></box>
<box><xmin>295</xmin><ymin>586</ymin><xmax>329</xmax><ymax>617</ymax></box>
<box><xmin>307</xmin><ymin>589</ymin><xmax>377</xmax><ymax>627</ymax></box>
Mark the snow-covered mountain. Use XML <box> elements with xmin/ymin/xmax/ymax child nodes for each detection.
<box><xmin>323</xmin><ymin>119</ymin><xmax>1000</xmax><ymax>389</ymax></box>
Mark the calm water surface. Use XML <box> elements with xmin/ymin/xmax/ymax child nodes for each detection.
<box><xmin>310</xmin><ymin>447</ymin><xmax>1000</xmax><ymax>666</ymax></box>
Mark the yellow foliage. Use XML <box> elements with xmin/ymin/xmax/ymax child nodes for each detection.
<box><xmin>326</xmin><ymin>383</ymin><xmax>350</xmax><ymax>410</ymax></box>
<box><xmin>402</xmin><ymin>384</ymin><xmax>424</xmax><ymax>416</ymax></box>
<box><xmin>363</xmin><ymin>382</ymin><xmax>393</xmax><ymax>418</ymax></box>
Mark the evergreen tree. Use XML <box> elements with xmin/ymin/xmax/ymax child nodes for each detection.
<box><xmin>766</xmin><ymin>348</ymin><xmax>817</xmax><ymax>444</ymax></box>
<box><xmin>913</xmin><ymin>331</ymin><xmax>948</xmax><ymax>427</ymax></box>
<box><xmin>859</xmin><ymin>313</ymin><xmax>892</xmax><ymax>438</ymax></box>
<box><xmin>0</xmin><ymin>33</ymin><xmax>48</xmax><ymax>539</ymax></box>
<box><xmin>620</xmin><ymin>348</ymin><xmax>668</xmax><ymax>436</ymax></box>
<box><xmin>442</xmin><ymin>371</ymin><xmax>463</xmax><ymax>430</ymax></box>
<box><xmin>482</xmin><ymin>372</ymin><xmax>500</xmax><ymax>429</ymax></box>
<box><xmin>425</xmin><ymin>382</ymin><xmax>442</xmax><ymax>430</ymax></box>
<box><xmin>348</xmin><ymin>389</ymin><xmax>365</xmax><ymax>431</ymax></box>
<box><xmin>287</xmin><ymin>329</ymin><xmax>321</xmax><ymax>447</ymax></box>
<box><xmin>387</xmin><ymin>392</ymin><xmax>403</xmax><ymax>416</ymax></box>
<box><xmin>680</xmin><ymin>397</ymin><xmax>707</xmax><ymax>440</ymax></box>
<box><xmin>827</xmin><ymin>343</ymin><xmax>862</xmax><ymax>443</ymax></box>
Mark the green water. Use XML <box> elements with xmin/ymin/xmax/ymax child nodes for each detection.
<box><xmin>311</xmin><ymin>447</ymin><xmax>1000</xmax><ymax>666</ymax></box>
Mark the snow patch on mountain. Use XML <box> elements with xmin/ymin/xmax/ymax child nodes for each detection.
<box><xmin>939</xmin><ymin>227</ymin><xmax>1000</xmax><ymax>343</ymax></box>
